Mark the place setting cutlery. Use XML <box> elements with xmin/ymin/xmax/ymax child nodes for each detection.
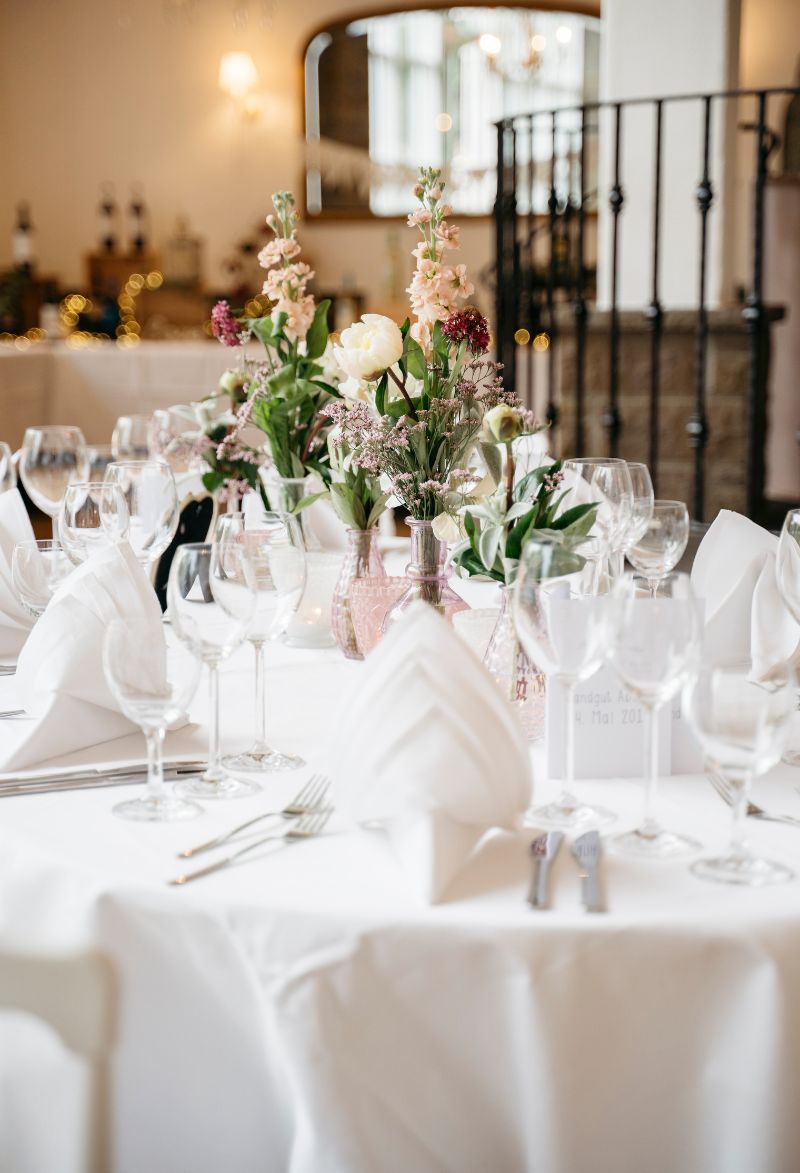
<box><xmin>527</xmin><ymin>828</ymin><xmax>606</xmax><ymax>913</ymax></box>
<box><xmin>0</xmin><ymin>664</ymin><xmax>16</xmax><ymax>677</ymax></box>
<box><xmin>0</xmin><ymin>760</ymin><xmax>208</xmax><ymax>798</ymax></box>
<box><xmin>706</xmin><ymin>770</ymin><xmax>800</xmax><ymax>829</ymax></box>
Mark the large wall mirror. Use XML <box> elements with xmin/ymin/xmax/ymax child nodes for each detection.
<box><xmin>304</xmin><ymin>6</ymin><xmax>600</xmax><ymax>217</ymax></box>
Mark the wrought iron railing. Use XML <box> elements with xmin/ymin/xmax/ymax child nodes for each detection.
<box><xmin>494</xmin><ymin>87</ymin><xmax>800</xmax><ymax>525</ymax></box>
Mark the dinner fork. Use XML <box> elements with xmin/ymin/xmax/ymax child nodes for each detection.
<box><xmin>169</xmin><ymin>806</ymin><xmax>333</xmax><ymax>885</ymax></box>
<box><xmin>177</xmin><ymin>773</ymin><xmax>331</xmax><ymax>859</ymax></box>
<box><xmin>707</xmin><ymin>770</ymin><xmax>800</xmax><ymax>828</ymax></box>
<box><xmin>0</xmin><ymin>709</ymin><xmax>26</xmax><ymax>719</ymax></box>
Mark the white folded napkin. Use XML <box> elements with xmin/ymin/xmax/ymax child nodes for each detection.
<box><xmin>0</xmin><ymin>540</ymin><xmax>164</xmax><ymax>770</ymax></box>
<box><xmin>0</xmin><ymin>489</ymin><xmax>36</xmax><ymax>656</ymax></box>
<box><xmin>691</xmin><ymin>509</ymin><xmax>800</xmax><ymax>678</ymax></box>
<box><xmin>331</xmin><ymin>602</ymin><xmax>532</xmax><ymax>903</ymax></box>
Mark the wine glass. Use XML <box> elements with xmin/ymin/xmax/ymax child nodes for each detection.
<box><xmin>0</xmin><ymin>442</ymin><xmax>16</xmax><ymax>493</ymax></box>
<box><xmin>168</xmin><ymin>542</ymin><xmax>258</xmax><ymax>799</ymax></box>
<box><xmin>148</xmin><ymin>408</ymin><xmax>197</xmax><ymax>474</ymax></box>
<box><xmin>513</xmin><ymin>532</ymin><xmax>615</xmax><ymax>829</ymax></box>
<box><xmin>626</xmin><ymin>500</ymin><xmax>689</xmax><ymax>597</ymax></box>
<box><xmin>85</xmin><ymin>444</ymin><xmax>115</xmax><ymax>481</ymax></box>
<box><xmin>606</xmin><ymin>572</ymin><xmax>702</xmax><ymax>858</ymax></box>
<box><xmin>11</xmin><ymin>539</ymin><xmax>74</xmax><ymax>618</ymax></box>
<box><xmin>102</xmin><ymin>618</ymin><xmax>203</xmax><ymax>822</ymax></box>
<box><xmin>562</xmin><ymin>457</ymin><xmax>633</xmax><ymax>580</ymax></box>
<box><xmin>19</xmin><ymin>426</ymin><xmax>89</xmax><ymax>535</ymax></box>
<box><xmin>622</xmin><ymin>463</ymin><xmax>654</xmax><ymax>553</ymax></box>
<box><xmin>104</xmin><ymin>460</ymin><xmax>179</xmax><ymax>570</ymax></box>
<box><xmin>59</xmin><ymin>482</ymin><xmax>130</xmax><ymax>564</ymax></box>
<box><xmin>684</xmin><ymin>657</ymin><xmax>797</xmax><ymax>885</ymax></box>
<box><xmin>215</xmin><ymin>512</ymin><xmax>306</xmax><ymax>773</ymax></box>
<box><xmin>775</xmin><ymin>508</ymin><xmax>800</xmax><ymax>767</ymax></box>
<box><xmin>112</xmin><ymin>414</ymin><xmax>152</xmax><ymax>460</ymax></box>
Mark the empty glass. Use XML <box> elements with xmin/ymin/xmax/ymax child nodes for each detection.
<box><xmin>112</xmin><ymin>414</ymin><xmax>153</xmax><ymax>460</ymax></box>
<box><xmin>104</xmin><ymin>460</ymin><xmax>179</xmax><ymax>569</ymax></box>
<box><xmin>776</xmin><ymin>508</ymin><xmax>800</xmax><ymax>767</ymax></box>
<box><xmin>513</xmin><ymin>533</ymin><xmax>614</xmax><ymax>829</ymax></box>
<box><xmin>59</xmin><ymin>482</ymin><xmax>130</xmax><ymax>564</ymax></box>
<box><xmin>11</xmin><ymin>539</ymin><xmax>74</xmax><ymax>618</ymax></box>
<box><xmin>103</xmin><ymin>618</ymin><xmax>203</xmax><ymax>822</ymax></box>
<box><xmin>215</xmin><ymin>512</ymin><xmax>306</xmax><ymax>773</ymax></box>
<box><xmin>85</xmin><ymin>444</ymin><xmax>115</xmax><ymax>481</ymax></box>
<box><xmin>626</xmin><ymin>500</ymin><xmax>690</xmax><ymax>596</ymax></box>
<box><xmin>606</xmin><ymin>572</ymin><xmax>702</xmax><ymax>858</ymax></box>
<box><xmin>148</xmin><ymin>408</ymin><xmax>197</xmax><ymax>474</ymax></box>
<box><xmin>168</xmin><ymin>542</ymin><xmax>258</xmax><ymax>799</ymax></box>
<box><xmin>685</xmin><ymin>657</ymin><xmax>797</xmax><ymax>885</ymax></box>
<box><xmin>562</xmin><ymin>457</ymin><xmax>634</xmax><ymax>580</ymax></box>
<box><xmin>622</xmin><ymin>463</ymin><xmax>655</xmax><ymax>553</ymax></box>
<box><xmin>19</xmin><ymin>426</ymin><xmax>89</xmax><ymax>533</ymax></box>
<box><xmin>0</xmin><ymin>442</ymin><xmax>16</xmax><ymax>493</ymax></box>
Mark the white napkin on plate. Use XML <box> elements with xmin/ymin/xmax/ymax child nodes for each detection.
<box><xmin>691</xmin><ymin>509</ymin><xmax>800</xmax><ymax>677</ymax></box>
<box><xmin>0</xmin><ymin>488</ymin><xmax>36</xmax><ymax>656</ymax></box>
<box><xmin>331</xmin><ymin>602</ymin><xmax>532</xmax><ymax>903</ymax></box>
<box><xmin>0</xmin><ymin>540</ymin><xmax>164</xmax><ymax>770</ymax></box>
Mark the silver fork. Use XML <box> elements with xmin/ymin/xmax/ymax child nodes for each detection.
<box><xmin>177</xmin><ymin>773</ymin><xmax>330</xmax><ymax>859</ymax></box>
<box><xmin>169</xmin><ymin>806</ymin><xmax>333</xmax><ymax>885</ymax></box>
<box><xmin>0</xmin><ymin>709</ymin><xmax>26</xmax><ymax>719</ymax></box>
<box><xmin>707</xmin><ymin>770</ymin><xmax>800</xmax><ymax>828</ymax></box>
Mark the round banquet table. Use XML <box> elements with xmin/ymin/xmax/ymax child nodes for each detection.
<box><xmin>1</xmin><ymin>619</ymin><xmax>800</xmax><ymax>1173</ymax></box>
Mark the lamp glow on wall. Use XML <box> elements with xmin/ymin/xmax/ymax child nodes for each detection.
<box><xmin>219</xmin><ymin>51</ymin><xmax>261</xmax><ymax>120</ymax></box>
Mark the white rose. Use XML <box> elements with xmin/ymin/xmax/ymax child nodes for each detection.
<box><xmin>333</xmin><ymin>314</ymin><xmax>404</xmax><ymax>382</ymax></box>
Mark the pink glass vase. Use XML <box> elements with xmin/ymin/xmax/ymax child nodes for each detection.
<box><xmin>332</xmin><ymin>528</ymin><xmax>386</xmax><ymax>660</ymax></box>
<box><xmin>350</xmin><ymin>575</ymin><xmax>408</xmax><ymax>656</ymax></box>
<box><xmin>381</xmin><ymin>518</ymin><xmax>469</xmax><ymax>633</ymax></box>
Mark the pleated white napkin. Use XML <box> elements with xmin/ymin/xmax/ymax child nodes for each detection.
<box><xmin>691</xmin><ymin>509</ymin><xmax>800</xmax><ymax>677</ymax></box>
<box><xmin>0</xmin><ymin>540</ymin><xmax>164</xmax><ymax>770</ymax></box>
<box><xmin>331</xmin><ymin>602</ymin><xmax>532</xmax><ymax>903</ymax></box>
<box><xmin>0</xmin><ymin>489</ymin><xmax>36</xmax><ymax>656</ymax></box>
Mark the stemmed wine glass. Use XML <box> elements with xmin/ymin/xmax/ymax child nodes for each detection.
<box><xmin>11</xmin><ymin>540</ymin><xmax>74</xmax><ymax>618</ymax></box>
<box><xmin>19</xmin><ymin>426</ymin><xmax>89</xmax><ymax>536</ymax></box>
<box><xmin>626</xmin><ymin>500</ymin><xmax>690</xmax><ymax>597</ymax></box>
<box><xmin>112</xmin><ymin>414</ymin><xmax>153</xmax><ymax>460</ymax></box>
<box><xmin>621</xmin><ymin>462</ymin><xmax>654</xmax><ymax>555</ymax></box>
<box><xmin>85</xmin><ymin>444</ymin><xmax>115</xmax><ymax>481</ymax></box>
<box><xmin>102</xmin><ymin>618</ymin><xmax>203</xmax><ymax>822</ymax></box>
<box><xmin>684</xmin><ymin>657</ymin><xmax>797</xmax><ymax>885</ymax></box>
<box><xmin>776</xmin><ymin>508</ymin><xmax>800</xmax><ymax>767</ymax></box>
<box><xmin>215</xmin><ymin>512</ymin><xmax>306</xmax><ymax>773</ymax></box>
<box><xmin>59</xmin><ymin>482</ymin><xmax>130</xmax><ymax>564</ymax></box>
<box><xmin>0</xmin><ymin>442</ymin><xmax>16</xmax><ymax>493</ymax></box>
<box><xmin>104</xmin><ymin>460</ymin><xmax>179</xmax><ymax>571</ymax></box>
<box><xmin>513</xmin><ymin>532</ymin><xmax>615</xmax><ymax>829</ymax></box>
<box><xmin>562</xmin><ymin>457</ymin><xmax>633</xmax><ymax>581</ymax></box>
<box><xmin>606</xmin><ymin>572</ymin><xmax>702</xmax><ymax>858</ymax></box>
<box><xmin>168</xmin><ymin>542</ymin><xmax>258</xmax><ymax>799</ymax></box>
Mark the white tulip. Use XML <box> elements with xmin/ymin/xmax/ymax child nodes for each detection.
<box><xmin>334</xmin><ymin>314</ymin><xmax>404</xmax><ymax>382</ymax></box>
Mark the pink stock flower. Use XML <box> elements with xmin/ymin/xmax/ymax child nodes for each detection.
<box><xmin>211</xmin><ymin>300</ymin><xmax>242</xmax><ymax>348</ymax></box>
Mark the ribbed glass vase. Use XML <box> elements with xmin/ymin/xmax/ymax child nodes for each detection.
<box><xmin>332</xmin><ymin>528</ymin><xmax>386</xmax><ymax>659</ymax></box>
<box><xmin>381</xmin><ymin>519</ymin><xmax>469</xmax><ymax>633</ymax></box>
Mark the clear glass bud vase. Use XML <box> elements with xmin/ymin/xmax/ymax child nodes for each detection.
<box><xmin>332</xmin><ymin>528</ymin><xmax>386</xmax><ymax>659</ymax></box>
<box><xmin>266</xmin><ymin>473</ymin><xmax>320</xmax><ymax>551</ymax></box>
<box><xmin>483</xmin><ymin>584</ymin><xmax>546</xmax><ymax>741</ymax></box>
<box><xmin>382</xmin><ymin>519</ymin><xmax>469</xmax><ymax>633</ymax></box>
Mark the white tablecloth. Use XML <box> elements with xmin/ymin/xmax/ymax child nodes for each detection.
<box><xmin>2</xmin><ymin>610</ymin><xmax>800</xmax><ymax>1172</ymax></box>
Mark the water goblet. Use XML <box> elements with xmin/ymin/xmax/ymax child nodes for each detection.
<box><xmin>626</xmin><ymin>500</ymin><xmax>689</xmax><ymax>597</ymax></box>
<box><xmin>19</xmin><ymin>426</ymin><xmax>89</xmax><ymax>535</ymax></box>
<box><xmin>562</xmin><ymin>457</ymin><xmax>634</xmax><ymax>580</ymax></box>
<box><xmin>102</xmin><ymin>618</ymin><xmax>203</xmax><ymax>822</ymax></box>
<box><xmin>148</xmin><ymin>408</ymin><xmax>197</xmax><ymax>474</ymax></box>
<box><xmin>11</xmin><ymin>539</ymin><xmax>74</xmax><ymax>618</ymax></box>
<box><xmin>684</xmin><ymin>657</ymin><xmax>797</xmax><ymax>885</ymax></box>
<box><xmin>0</xmin><ymin>442</ymin><xmax>16</xmax><ymax>493</ymax></box>
<box><xmin>104</xmin><ymin>460</ymin><xmax>179</xmax><ymax>570</ymax></box>
<box><xmin>168</xmin><ymin>542</ymin><xmax>258</xmax><ymax>799</ymax></box>
<box><xmin>606</xmin><ymin>572</ymin><xmax>702</xmax><ymax>858</ymax></box>
<box><xmin>513</xmin><ymin>533</ymin><xmax>614</xmax><ymax>829</ymax></box>
<box><xmin>775</xmin><ymin>507</ymin><xmax>800</xmax><ymax>767</ymax></box>
<box><xmin>59</xmin><ymin>482</ymin><xmax>130</xmax><ymax>564</ymax></box>
<box><xmin>85</xmin><ymin>444</ymin><xmax>115</xmax><ymax>481</ymax></box>
<box><xmin>622</xmin><ymin>462</ymin><xmax>655</xmax><ymax>553</ymax></box>
<box><xmin>112</xmin><ymin>414</ymin><xmax>153</xmax><ymax>460</ymax></box>
<box><xmin>215</xmin><ymin>512</ymin><xmax>306</xmax><ymax>773</ymax></box>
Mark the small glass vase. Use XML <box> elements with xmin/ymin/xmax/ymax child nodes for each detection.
<box><xmin>381</xmin><ymin>518</ymin><xmax>469</xmax><ymax>633</ymax></box>
<box><xmin>350</xmin><ymin>576</ymin><xmax>408</xmax><ymax>656</ymax></box>
<box><xmin>265</xmin><ymin>473</ymin><xmax>320</xmax><ymax>551</ymax></box>
<box><xmin>483</xmin><ymin>584</ymin><xmax>546</xmax><ymax>741</ymax></box>
<box><xmin>282</xmin><ymin>550</ymin><xmax>343</xmax><ymax>649</ymax></box>
<box><xmin>332</xmin><ymin>528</ymin><xmax>386</xmax><ymax>660</ymax></box>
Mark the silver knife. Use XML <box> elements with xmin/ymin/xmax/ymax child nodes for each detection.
<box><xmin>0</xmin><ymin>760</ymin><xmax>205</xmax><ymax>795</ymax></box>
<box><xmin>527</xmin><ymin>831</ymin><xmax>564</xmax><ymax>910</ymax></box>
<box><xmin>570</xmin><ymin>830</ymin><xmax>606</xmax><ymax>913</ymax></box>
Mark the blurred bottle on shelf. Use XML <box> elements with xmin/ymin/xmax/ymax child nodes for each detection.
<box><xmin>163</xmin><ymin>216</ymin><xmax>202</xmax><ymax>290</ymax></box>
<box><xmin>98</xmin><ymin>183</ymin><xmax>119</xmax><ymax>254</ymax></box>
<box><xmin>128</xmin><ymin>184</ymin><xmax>149</xmax><ymax>256</ymax></box>
<box><xmin>12</xmin><ymin>202</ymin><xmax>34</xmax><ymax>275</ymax></box>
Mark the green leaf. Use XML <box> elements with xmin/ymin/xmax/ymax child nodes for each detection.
<box><xmin>480</xmin><ymin>441</ymin><xmax>503</xmax><ymax>487</ymax></box>
<box><xmin>291</xmin><ymin>490</ymin><xmax>327</xmax><ymax>515</ymax></box>
<box><xmin>506</xmin><ymin>506</ymin><xmax>539</xmax><ymax>561</ymax></box>
<box><xmin>553</xmin><ymin>502</ymin><xmax>598</xmax><ymax>536</ymax></box>
<box><xmin>404</xmin><ymin>336</ymin><xmax>427</xmax><ymax>380</ymax></box>
<box><xmin>375</xmin><ymin>371</ymin><xmax>388</xmax><ymax>416</ymax></box>
<box><xmin>305</xmin><ymin>299</ymin><xmax>331</xmax><ymax>359</ymax></box>
<box><xmin>202</xmin><ymin>470</ymin><xmax>224</xmax><ymax>492</ymax></box>
<box><xmin>365</xmin><ymin>493</ymin><xmax>389</xmax><ymax>529</ymax></box>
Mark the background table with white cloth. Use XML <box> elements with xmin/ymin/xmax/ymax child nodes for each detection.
<box><xmin>2</xmin><ymin>615</ymin><xmax>800</xmax><ymax>1173</ymax></box>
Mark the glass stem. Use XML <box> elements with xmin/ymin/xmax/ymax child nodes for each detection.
<box><xmin>252</xmin><ymin>640</ymin><xmax>269</xmax><ymax>753</ymax></box>
<box><xmin>207</xmin><ymin>660</ymin><xmax>223</xmax><ymax>780</ymax></box>
<box><xmin>610</xmin><ymin>549</ymin><xmax>624</xmax><ymax>579</ymax></box>
<box><xmin>144</xmin><ymin>726</ymin><xmax>166</xmax><ymax>803</ymax></box>
<box><xmin>559</xmin><ymin>679</ymin><xmax>578</xmax><ymax>811</ymax></box>
<box><xmin>648</xmin><ymin>577</ymin><xmax>659</xmax><ymax>599</ymax></box>
<box><xmin>640</xmin><ymin>700</ymin><xmax>661</xmax><ymax>836</ymax></box>
<box><xmin>728</xmin><ymin>774</ymin><xmax>751</xmax><ymax>860</ymax></box>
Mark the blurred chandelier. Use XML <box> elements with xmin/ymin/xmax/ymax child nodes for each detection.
<box><xmin>478</xmin><ymin>21</ymin><xmax>574</xmax><ymax>80</ymax></box>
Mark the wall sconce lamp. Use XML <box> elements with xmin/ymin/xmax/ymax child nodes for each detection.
<box><xmin>219</xmin><ymin>51</ymin><xmax>261</xmax><ymax>119</ymax></box>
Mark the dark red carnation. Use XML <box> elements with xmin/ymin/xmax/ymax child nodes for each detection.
<box><xmin>441</xmin><ymin>307</ymin><xmax>490</xmax><ymax>355</ymax></box>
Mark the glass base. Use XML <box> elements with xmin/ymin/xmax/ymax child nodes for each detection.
<box><xmin>608</xmin><ymin>826</ymin><xmax>701</xmax><ymax>859</ymax></box>
<box><xmin>782</xmin><ymin>748</ymin><xmax>800</xmax><ymax>767</ymax></box>
<box><xmin>222</xmin><ymin>747</ymin><xmax>305</xmax><ymax>773</ymax></box>
<box><xmin>175</xmin><ymin>774</ymin><xmax>261</xmax><ymax>800</ymax></box>
<box><xmin>522</xmin><ymin>798</ymin><xmax>616</xmax><ymax>831</ymax></box>
<box><xmin>112</xmin><ymin>794</ymin><xmax>203</xmax><ymax>822</ymax></box>
<box><xmin>691</xmin><ymin>852</ymin><xmax>793</xmax><ymax>886</ymax></box>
